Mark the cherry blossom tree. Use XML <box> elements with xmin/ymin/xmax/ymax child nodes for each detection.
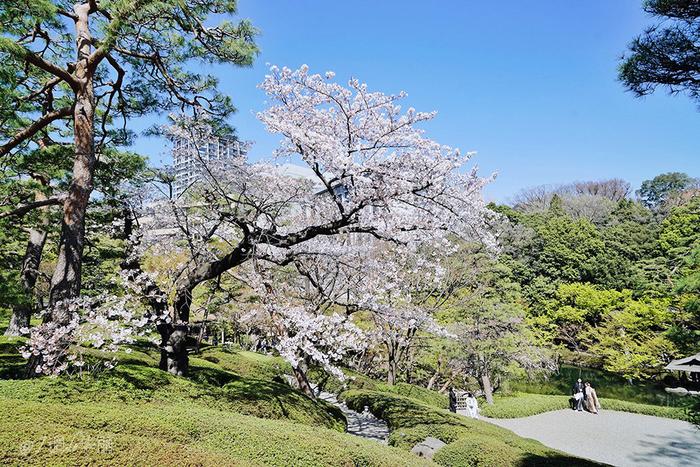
<box><xmin>131</xmin><ymin>65</ymin><xmax>494</xmax><ymax>376</ymax></box>
<box><xmin>297</xmin><ymin>241</ymin><xmax>456</xmax><ymax>386</ymax></box>
<box><xmin>20</xmin><ymin>293</ymin><xmax>151</xmax><ymax>376</ymax></box>
<box><xmin>229</xmin><ymin>235</ymin><xmax>457</xmax><ymax>394</ymax></box>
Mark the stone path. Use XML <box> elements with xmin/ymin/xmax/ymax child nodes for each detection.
<box><xmin>318</xmin><ymin>390</ymin><xmax>390</xmax><ymax>444</ymax></box>
<box><xmin>486</xmin><ymin>409</ymin><xmax>700</xmax><ymax>467</ymax></box>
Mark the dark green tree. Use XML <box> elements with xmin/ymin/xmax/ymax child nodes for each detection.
<box><xmin>637</xmin><ymin>172</ymin><xmax>697</xmax><ymax>209</ymax></box>
<box><xmin>1</xmin><ymin>142</ymin><xmax>147</xmax><ymax>335</ymax></box>
<box><xmin>619</xmin><ymin>0</ymin><xmax>700</xmax><ymax>105</ymax></box>
<box><xmin>0</xmin><ymin>1</ymin><xmax>257</xmax><ymax>370</ymax></box>
<box><xmin>440</xmin><ymin>246</ymin><xmax>553</xmax><ymax>404</ymax></box>
<box><xmin>0</xmin><ymin>0</ymin><xmax>257</xmax><ymax>310</ymax></box>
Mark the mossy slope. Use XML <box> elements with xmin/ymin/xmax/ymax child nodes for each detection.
<box><xmin>0</xmin><ymin>338</ymin><xmax>431</xmax><ymax>466</ymax></box>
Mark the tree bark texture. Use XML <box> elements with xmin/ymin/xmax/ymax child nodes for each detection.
<box><xmin>481</xmin><ymin>373</ymin><xmax>494</xmax><ymax>405</ymax></box>
<box><xmin>48</xmin><ymin>3</ymin><xmax>96</xmax><ymax>311</ymax></box>
<box><xmin>293</xmin><ymin>363</ymin><xmax>315</xmax><ymax>399</ymax></box>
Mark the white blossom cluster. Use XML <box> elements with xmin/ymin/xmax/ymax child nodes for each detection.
<box><xmin>259</xmin><ymin>304</ymin><xmax>366</xmax><ymax>380</ymax></box>
<box><xmin>257</xmin><ymin>64</ymin><xmax>496</xmax><ymax>246</ymax></box>
<box><xmin>20</xmin><ymin>294</ymin><xmax>153</xmax><ymax>376</ymax></box>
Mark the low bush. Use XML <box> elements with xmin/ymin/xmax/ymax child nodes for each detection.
<box><xmin>308</xmin><ymin>366</ymin><xmax>380</xmax><ymax>394</ymax></box>
<box><xmin>432</xmin><ymin>437</ymin><xmax>523</xmax><ymax>466</ymax></box>
<box><xmin>375</xmin><ymin>382</ymin><xmax>449</xmax><ymax>409</ymax></box>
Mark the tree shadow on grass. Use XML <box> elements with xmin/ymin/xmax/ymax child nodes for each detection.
<box><xmin>219</xmin><ymin>374</ymin><xmax>345</xmax><ymax>427</ymax></box>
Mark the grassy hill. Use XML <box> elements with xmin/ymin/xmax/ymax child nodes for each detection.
<box><xmin>0</xmin><ymin>338</ymin><xmax>430</xmax><ymax>466</ymax></box>
<box><xmin>0</xmin><ymin>336</ymin><xmax>599</xmax><ymax>466</ymax></box>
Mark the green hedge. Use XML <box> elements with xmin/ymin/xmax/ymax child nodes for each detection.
<box><xmin>374</xmin><ymin>382</ymin><xmax>449</xmax><ymax>409</ymax></box>
<box><xmin>341</xmin><ymin>390</ymin><xmax>599</xmax><ymax>467</ymax></box>
<box><xmin>480</xmin><ymin>392</ymin><xmax>692</xmax><ymax>422</ymax></box>
<box><xmin>432</xmin><ymin>437</ymin><xmax>524</xmax><ymax>466</ymax></box>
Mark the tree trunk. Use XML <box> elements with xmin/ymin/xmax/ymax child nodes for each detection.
<box><xmin>481</xmin><ymin>373</ymin><xmax>494</xmax><ymax>405</ymax></box>
<box><xmin>438</xmin><ymin>374</ymin><xmax>455</xmax><ymax>394</ymax></box>
<box><xmin>48</xmin><ymin>3</ymin><xmax>95</xmax><ymax>309</ymax></box>
<box><xmin>293</xmin><ymin>363</ymin><xmax>315</xmax><ymax>399</ymax></box>
<box><xmin>157</xmin><ymin>284</ymin><xmax>195</xmax><ymax>374</ymax></box>
<box><xmin>386</xmin><ymin>354</ymin><xmax>398</xmax><ymax>386</ymax></box>
<box><xmin>5</xmin><ymin>228</ymin><xmax>48</xmax><ymax>335</ymax></box>
<box><xmin>426</xmin><ymin>371</ymin><xmax>440</xmax><ymax>391</ymax></box>
<box><xmin>426</xmin><ymin>355</ymin><xmax>443</xmax><ymax>390</ymax></box>
<box><xmin>159</xmin><ymin>323</ymin><xmax>189</xmax><ymax>376</ymax></box>
<box><xmin>120</xmin><ymin>232</ymin><xmax>176</xmax><ymax>375</ymax></box>
<box><xmin>5</xmin><ymin>178</ymin><xmax>49</xmax><ymax>336</ymax></box>
<box><xmin>27</xmin><ymin>5</ymin><xmax>96</xmax><ymax>376</ymax></box>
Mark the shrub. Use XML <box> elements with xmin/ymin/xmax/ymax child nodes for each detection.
<box><xmin>432</xmin><ymin>437</ymin><xmax>522</xmax><ymax>466</ymax></box>
<box><xmin>375</xmin><ymin>382</ymin><xmax>449</xmax><ymax>409</ymax></box>
<box><xmin>308</xmin><ymin>366</ymin><xmax>380</xmax><ymax>394</ymax></box>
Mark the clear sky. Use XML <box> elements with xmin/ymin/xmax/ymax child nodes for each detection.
<box><xmin>131</xmin><ymin>0</ymin><xmax>699</xmax><ymax>203</ymax></box>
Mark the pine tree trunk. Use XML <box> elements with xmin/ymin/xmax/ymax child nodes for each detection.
<box><xmin>5</xmin><ymin>228</ymin><xmax>47</xmax><ymax>335</ymax></box>
<box><xmin>48</xmin><ymin>3</ymin><xmax>95</xmax><ymax>309</ymax></box>
<box><xmin>426</xmin><ymin>355</ymin><xmax>442</xmax><ymax>390</ymax></box>
<box><xmin>27</xmin><ymin>4</ymin><xmax>95</xmax><ymax>376</ymax></box>
<box><xmin>426</xmin><ymin>371</ymin><xmax>440</xmax><ymax>391</ymax></box>
<box><xmin>5</xmin><ymin>179</ymin><xmax>48</xmax><ymax>336</ymax></box>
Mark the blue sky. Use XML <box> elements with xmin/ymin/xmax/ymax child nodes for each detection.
<box><xmin>132</xmin><ymin>0</ymin><xmax>699</xmax><ymax>203</ymax></box>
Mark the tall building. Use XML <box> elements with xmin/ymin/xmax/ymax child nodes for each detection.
<box><xmin>172</xmin><ymin>135</ymin><xmax>243</xmax><ymax>197</ymax></box>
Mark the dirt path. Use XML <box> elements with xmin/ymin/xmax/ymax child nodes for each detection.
<box><xmin>486</xmin><ymin>409</ymin><xmax>700</xmax><ymax>466</ymax></box>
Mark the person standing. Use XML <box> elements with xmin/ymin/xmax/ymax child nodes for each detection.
<box><xmin>572</xmin><ymin>378</ymin><xmax>585</xmax><ymax>412</ymax></box>
<box><xmin>449</xmin><ymin>387</ymin><xmax>457</xmax><ymax>413</ymax></box>
<box><xmin>584</xmin><ymin>382</ymin><xmax>601</xmax><ymax>414</ymax></box>
<box><xmin>466</xmin><ymin>392</ymin><xmax>479</xmax><ymax>419</ymax></box>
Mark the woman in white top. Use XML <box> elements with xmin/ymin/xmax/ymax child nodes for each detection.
<box><xmin>465</xmin><ymin>392</ymin><xmax>479</xmax><ymax>419</ymax></box>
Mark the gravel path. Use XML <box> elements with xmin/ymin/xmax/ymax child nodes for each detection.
<box><xmin>318</xmin><ymin>391</ymin><xmax>390</xmax><ymax>444</ymax></box>
<box><xmin>486</xmin><ymin>409</ymin><xmax>700</xmax><ymax>466</ymax></box>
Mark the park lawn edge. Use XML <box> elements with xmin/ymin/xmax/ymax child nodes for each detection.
<box><xmin>479</xmin><ymin>392</ymin><xmax>692</xmax><ymax>421</ymax></box>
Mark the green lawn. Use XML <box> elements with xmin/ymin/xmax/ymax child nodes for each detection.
<box><xmin>2</xmin><ymin>398</ymin><xmax>430</xmax><ymax>466</ymax></box>
<box><xmin>480</xmin><ymin>392</ymin><xmax>692</xmax><ymax>422</ymax></box>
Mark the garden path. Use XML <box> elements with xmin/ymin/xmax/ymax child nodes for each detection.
<box><xmin>486</xmin><ymin>409</ymin><xmax>700</xmax><ymax>467</ymax></box>
<box><xmin>318</xmin><ymin>390</ymin><xmax>390</xmax><ymax>444</ymax></box>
